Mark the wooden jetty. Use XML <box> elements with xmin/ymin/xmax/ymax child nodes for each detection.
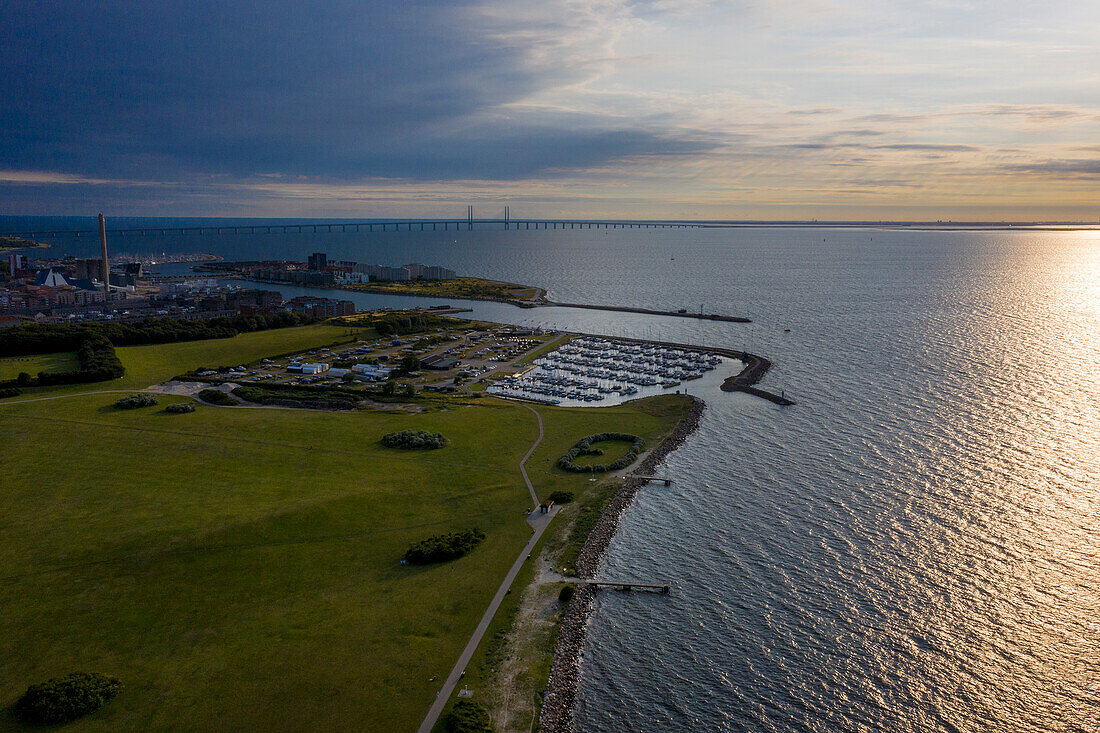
<box><xmin>636</xmin><ymin>475</ymin><xmax>673</xmax><ymax>486</ymax></box>
<box><xmin>583</xmin><ymin>580</ymin><xmax>671</xmax><ymax>593</ymax></box>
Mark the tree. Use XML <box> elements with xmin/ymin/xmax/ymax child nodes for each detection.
<box><xmin>341</xmin><ymin>371</ymin><xmax>357</xmax><ymax>384</ymax></box>
<box><xmin>381</xmin><ymin>381</ymin><xmax>396</xmax><ymax>397</ymax></box>
<box><xmin>400</xmin><ymin>382</ymin><xmax>416</xmax><ymax>397</ymax></box>
<box><xmin>399</xmin><ymin>354</ymin><xmax>421</xmax><ymax>373</ymax></box>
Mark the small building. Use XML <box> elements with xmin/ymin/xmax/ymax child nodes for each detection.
<box><xmin>422</xmin><ymin>357</ymin><xmax>460</xmax><ymax>371</ymax></box>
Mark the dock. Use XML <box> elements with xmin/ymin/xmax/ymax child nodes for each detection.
<box><xmin>582</xmin><ymin>580</ymin><xmax>671</xmax><ymax>593</ymax></box>
<box><xmin>636</xmin><ymin>475</ymin><xmax>673</xmax><ymax>486</ymax></box>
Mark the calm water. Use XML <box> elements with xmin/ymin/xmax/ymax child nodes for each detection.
<box><xmin>11</xmin><ymin>220</ymin><xmax>1100</xmax><ymax>731</ymax></box>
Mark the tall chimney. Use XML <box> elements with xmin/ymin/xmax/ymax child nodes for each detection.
<box><xmin>98</xmin><ymin>213</ymin><xmax>110</xmax><ymax>287</ymax></box>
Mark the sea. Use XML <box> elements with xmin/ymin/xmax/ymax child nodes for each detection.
<box><xmin>6</xmin><ymin>218</ymin><xmax>1099</xmax><ymax>732</ymax></box>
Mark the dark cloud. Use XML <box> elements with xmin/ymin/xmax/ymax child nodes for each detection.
<box><xmin>1</xmin><ymin>1</ymin><xmax>711</xmax><ymax>182</ymax></box>
<box><xmin>1000</xmin><ymin>159</ymin><xmax>1100</xmax><ymax>179</ymax></box>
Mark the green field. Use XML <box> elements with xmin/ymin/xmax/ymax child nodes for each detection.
<box><xmin>343</xmin><ymin>276</ymin><xmax>542</xmax><ymax>302</ymax></box>
<box><xmin>0</xmin><ymin>352</ymin><xmax>79</xmax><ymax>380</ymax></box>
<box><xmin>7</xmin><ymin>323</ymin><xmax>355</xmax><ymax>399</ymax></box>
<box><xmin>0</xmin><ymin>335</ymin><xmax>689</xmax><ymax>732</ymax></box>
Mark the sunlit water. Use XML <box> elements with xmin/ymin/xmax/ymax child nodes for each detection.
<box><xmin>12</xmin><ymin>220</ymin><xmax>1100</xmax><ymax>731</ymax></box>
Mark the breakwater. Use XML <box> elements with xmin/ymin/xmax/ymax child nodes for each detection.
<box><xmin>718</xmin><ymin>351</ymin><xmax>795</xmax><ymax>405</ymax></box>
<box><xmin>545</xmin><ymin>301</ymin><xmax>751</xmax><ymax>323</ymax></box>
<box><xmin>539</xmin><ymin>397</ymin><xmax>707</xmax><ymax>733</ymax></box>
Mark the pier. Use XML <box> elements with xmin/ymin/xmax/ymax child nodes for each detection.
<box><xmin>583</xmin><ymin>580</ymin><xmax>671</xmax><ymax>593</ymax></box>
<box><xmin>543</xmin><ymin>301</ymin><xmax>751</xmax><ymax>323</ymax></box>
<box><xmin>636</xmin><ymin>476</ymin><xmax>673</xmax><ymax>486</ymax></box>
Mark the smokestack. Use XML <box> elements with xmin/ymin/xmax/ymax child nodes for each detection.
<box><xmin>98</xmin><ymin>213</ymin><xmax>110</xmax><ymax>287</ymax></box>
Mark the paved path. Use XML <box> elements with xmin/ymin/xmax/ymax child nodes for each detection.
<box><xmin>0</xmin><ymin>389</ymin><xmax>147</xmax><ymax>406</ymax></box>
<box><xmin>416</xmin><ymin>404</ymin><xmax>550</xmax><ymax>733</ymax></box>
<box><xmin>518</xmin><ymin>404</ymin><xmax>544</xmax><ymax>510</ymax></box>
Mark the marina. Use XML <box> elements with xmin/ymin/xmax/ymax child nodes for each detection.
<box><xmin>486</xmin><ymin>336</ymin><xmax>734</xmax><ymax>407</ymax></box>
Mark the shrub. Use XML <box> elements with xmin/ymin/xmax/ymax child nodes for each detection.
<box><xmin>442</xmin><ymin>700</ymin><xmax>491</xmax><ymax>733</ymax></box>
<box><xmin>548</xmin><ymin>490</ymin><xmax>574</xmax><ymax>504</ymax></box>
<box><xmin>558</xmin><ymin>433</ymin><xmax>645</xmax><ymax>473</ymax></box>
<box><xmin>164</xmin><ymin>402</ymin><xmax>195</xmax><ymax>414</ymax></box>
<box><xmin>558</xmin><ymin>584</ymin><xmax>575</xmax><ymax>604</ymax></box>
<box><xmin>113</xmin><ymin>393</ymin><xmax>158</xmax><ymax>409</ymax></box>
<box><xmin>197</xmin><ymin>388</ymin><xmax>237</xmax><ymax>406</ymax></box>
<box><xmin>13</xmin><ymin>672</ymin><xmax>122</xmax><ymax>725</ymax></box>
<box><xmin>381</xmin><ymin>429</ymin><xmax>448</xmax><ymax>449</ymax></box>
<box><xmin>404</xmin><ymin>528</ymin><xmax>485</xmax><ymax>564</ymax></box>
<box><xmin>0</xmin><ymin>386</ymin><xmax>22</xmax><ymax>399</ymax></box>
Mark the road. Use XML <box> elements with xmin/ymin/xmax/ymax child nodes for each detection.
<box><xmin>416</xmin><ymin>404</ymin><xmax>553</xmax><ymax>733</ymax></box>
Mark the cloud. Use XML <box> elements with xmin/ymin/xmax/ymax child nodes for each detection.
<box><xmin>999</xmin><ymin>159</ymin><xmax>1100</xmax><ymax>179</ymax></box>
<box><xmin>1</xmin><ymin>0</ymin><xmax>709</xmax><ymax>183</ymax></box>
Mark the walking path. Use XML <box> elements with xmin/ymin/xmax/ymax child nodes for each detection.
<box><xmin>518</xmin><ymin>404</ymin><xmax>544</xmax><ymax>509</ymax></box>
<box><xmin>416</xmin><ymin>404</ymin><xmax>551</xmax><ymax>733</ymax></box>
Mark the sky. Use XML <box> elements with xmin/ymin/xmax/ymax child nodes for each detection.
<box><xmin>2</xmin><ymin>0</ymin><xmax>1098</xmax><ymax>220</ymax></box>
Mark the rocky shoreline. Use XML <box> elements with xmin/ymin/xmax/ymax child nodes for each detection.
<box><xmin>538</xmin><ymin>396</ymin><xmax>707</xmax><ymax>733</ymax></box>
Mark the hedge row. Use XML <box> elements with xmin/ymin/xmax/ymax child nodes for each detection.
<box><xmin>0</xmin><ymin>333</ymin><xmax>127</xmax><ymax>389</ymax></box>
<box><xmin>165</xmin><ymin>402</ymin><xmax>195</xmax><ymax>414</ymax></box>
<box><xmin>232</xmin><ymin>384</ymin><xmax>361</xmax><ymax>409</ymax></box>
<box><xmin>381</xmin><ymin>429</ymin><xmax>448</xmax><ymax>449</ymax></box>
<box><xmin>372</xmin><ymin>311</ymin><xmax>453</xmax><ymax>336</ymax></box>
<box><xmin>197</xmin><ymin>388</ymin><xmax>238</xmax><ymax>406</ymax></box>
<box><xmin>558</xmin><ymin>432</ymin><xmax>645</xmax><ymax>473</ymax></box>
<box><xmin>0</xmin><ymin>387</ymin><xmax>22</xmax><ymax>399</ymax></box>
<box><xmin>404</xmin><ymin>528</ymin><xmax>485</xmax><ymax>564</ymax></box>
<box><xmin>0</xmin><ymin>312</ymin><xmax>320</xmax><ymax>357</ymax></box>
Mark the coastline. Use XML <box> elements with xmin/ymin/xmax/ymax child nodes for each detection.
<box><xmin>538</xmin><ymin>396</ymin><xmax>707</xmax><ymax>733</ymax></box>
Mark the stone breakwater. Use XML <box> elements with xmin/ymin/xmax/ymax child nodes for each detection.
<box><xmin>539</xmin><ymin>397</ymin><xmax>707</xmax><ymax>733</ymax></box>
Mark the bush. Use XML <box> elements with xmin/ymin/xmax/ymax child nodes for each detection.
<box><xmin>113</xmin><ymin>393</ymin><xmax>158</xmax><ymax>409</ymax></box>
<box><xmin>13</xmin><ymin>672</ymin><xmax>122</xmax><ymax>725</ymax></box>
<box><xmin>548</xmin><ymin>490</ymin><xmax>574</xmax><ymax>504</ymax></box>
<box><xmin>381</xmin><ymin>429</ymin><xmax>447</xmax><ymax>449</ymax></box>
<box><xmin>0</xmin><ymin>386</ymin><xmax>22</xmax><ymax>399</ymax></box>
<box><xmin>442</xmin><ymin>700</ymin><xmax>491</xmax><ymax>733</ymax></box>
<box><xmin>164</xmin><ymin>402</ymin><xmax>195</xmax><ymax>414</ymax></box>
<box><xmin>558</xmin><ymin>433</ymin><xmax>645</xmax><ymax>473</ymax></box>
<box><xmin>558</xmin><ymin>584</ymin><xmax>575</xmax><ymax>604</ymax></box>
<box><xmin>404</xmin><ymin>528</ymin><xmax>485</xmax><ymax>564</ymax></box>
<box><xmin>197</xmin><ymin>388</ymin><xmax>238</xmax><ymax>406</ymax></box>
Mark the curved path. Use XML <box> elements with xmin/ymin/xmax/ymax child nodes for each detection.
<box><xmin>416</xmin><ymin>404</ymin><xmax>554</xmax><ymax>733</ymax></box>
<box><xmin>517</xmin><ymin>403</ymin><xmax>544</xmax><ymax>510</ymax></box>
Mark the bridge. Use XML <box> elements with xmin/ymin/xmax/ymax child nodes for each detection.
<box><xmin>2</xmin><ymin>217</ymin><xmax>706</xmax><ymax>240</ymax></box>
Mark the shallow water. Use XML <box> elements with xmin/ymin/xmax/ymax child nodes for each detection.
<box><xmin>14</xmin><ymin>221</ymin><xmax>1100</xmax><ymax>731</ymax></box>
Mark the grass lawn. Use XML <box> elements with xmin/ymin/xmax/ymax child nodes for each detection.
<box><xmin>0</xmin><ymin>387</ymin><xmax>690</xmax><ymax>731</ymax></box>
<box><xmin>570</xmin><ymin>438</ymin><xmax>637</xmax><ymax>467</ymax></box>
<box><xmin>344</xmin><ymin>277</ymin><xmax>541</xmax><ymax>302</ymax></box>
<box><xmin>6</xmin><ymin>324</ymin><xmax>357</xmax><ymax>399</ymax></box>
<box><xmin>0</xmin><ymin>352</ymin><xmax>78</xmax><ymax>380</ymax></box>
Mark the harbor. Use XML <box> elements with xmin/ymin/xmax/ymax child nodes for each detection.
<box><xmin>487</xmin><ymin>336</ymin><xmax>731</xmax><ymax>406</ymax></box>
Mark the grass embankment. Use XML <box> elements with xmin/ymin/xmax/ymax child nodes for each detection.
<box><xmin>343</xmin><ymin>276</ymin><xmax>542</xmax><ymax>302</ymax></box>
<box><xmin>0</xmin><ymin>352</ymin><xmax>79</xmax><ymax>380</ymax></box>
<box><xmin>0</xmin><ymin>347</ymin><xmax>688</xmax><ymax>733</ymax></box>
<box><xmin>6</xmin><ymin>323</ymin><xmax>355</xmax><ymax>399</ymax></box>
